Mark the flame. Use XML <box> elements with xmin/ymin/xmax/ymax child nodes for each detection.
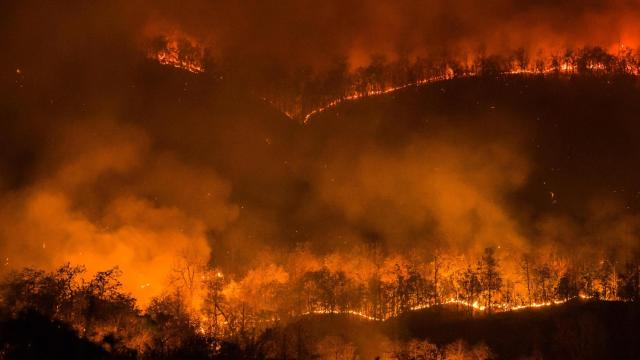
<box><xmin>296</xmin><ymin>295</ymin><xmax>608</xmax><ymax>323</ymax></box>
<box><xmin>301</xmin><ymin>309</ymin><xmax>380</xmax><ymax>321</ymax></box>
<box><xmin>145</xmin><ymin>42</ymin><xmax>640</xmax><ymax>122</ymax></box>
<box><xmin>151</xmin><ymin>36</ymin><xmax>205</xmax><ymax>74</ymax></box>
<box><xmin>297</xmin><ymin>60</ymin><xmax>623</xmax><ymax>124</ymax></box>
<box><xmin>301</xmin><ymin>74</ymin><xmax>453</xmax><ymax>123</ymax></box>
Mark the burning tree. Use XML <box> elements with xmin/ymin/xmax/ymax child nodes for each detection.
<box><xmin>480</xmin><ymin>248</ymin><xmax>502</xmax><ymax>312</ymax></box>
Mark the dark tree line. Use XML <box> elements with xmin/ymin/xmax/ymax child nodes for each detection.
<box><xmin>251</xmin><ymin>46</ymin><xmax>640</xmax><ymax>120</ymax></box>
<box><xmin>1</xmin><ymin>247</ymin><xmax>640</xmax><ymax>359</ymax></box>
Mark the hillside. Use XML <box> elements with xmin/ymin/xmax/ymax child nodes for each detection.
<box><xmin>298</xmin><ymin>74</ymin><xmax>640</xmax><ymax>245</ymax></box>
<box><xmin>290</xmin><ymin>300</ymin><xmax>640</xmax><ymax>359</ymax></box>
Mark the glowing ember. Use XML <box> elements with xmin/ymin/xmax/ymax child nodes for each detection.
<box><xmin>151</xmin><ymin>36</ymin><xmax>205</xmax><ymax>74</ymax></box>
<box><xmin>250</xmin><ymin>50</ymin><xmax>640</xmax><ymax>123</ymax></box>
<box><xmin>298</xmin><ymin>295</ymin><xmax>608</xmax><ymax>322</ymax></box>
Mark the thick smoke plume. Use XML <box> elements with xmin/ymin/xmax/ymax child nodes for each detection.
<box><xmin>3</xmin><ymin>1</ymin><xmax>640</xmax><ymax>303</ymax></box>
<box><xmin>0</xmin><ymin>120</ymin><xmax>238</xmax><ymax>304</ymax></box>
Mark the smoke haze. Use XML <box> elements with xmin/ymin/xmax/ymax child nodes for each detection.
<box><xmin>3</xmin><ymin>1</ymin><xmax>640</xmax><ymax>302</ymax></box>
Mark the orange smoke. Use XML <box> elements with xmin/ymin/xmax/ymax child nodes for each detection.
<box><xmin>0</xmin><ymin>120</ymin><xmax>238</xmax><ymax>306</ymax></box>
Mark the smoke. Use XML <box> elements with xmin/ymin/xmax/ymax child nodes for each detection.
<box><xmin>0</xmin><ymin>120</ymin><xmax>238</xmax><ymax>304</ymax></box>
<box><xmin>6</xmin><ymin>1</ymin><xmax>640</xmax><ymax>86</ymax></box>
<box><xmin>308</xmin><ymin>139</ymin><xmax>529</xmax><ymax>253</ymax></box>
<box><xmin>142</xmin><ymin>0</ymin><xmax>640</xmax><ymax>70</ymax></box>
<box><xmin>3</xmin><ymin>1</ymin><xmax>640</xmax><ymax>302</ymax></box>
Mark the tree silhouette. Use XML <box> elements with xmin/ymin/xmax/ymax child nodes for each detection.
<box><xmin>480</xmin><ymin>248</ymin><xmax>502</xmax><ymax>312</ymax></box>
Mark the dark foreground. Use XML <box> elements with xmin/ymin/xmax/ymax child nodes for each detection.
<box><xmin>283</xmin><ymin>300</ymin><xmax>640</xmax><ymax>359</ymax></box>
<box><xmin>1</xmin><ymin>300</ymin><xmax>639</xmax><ymax>359</ymax></box>
<box><xmin>397</xmin><ymin>300</ymin><xmax>640</xmax><ymax>359</ymax></box>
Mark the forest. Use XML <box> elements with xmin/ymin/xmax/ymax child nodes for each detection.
<box><xmin>199</xmin><ymin>45</ymin><xmax>640</xmax><ymax>122</ymax></box>
<box><xmin>5</xmin><ymin>44</ymin><xmax>640</xmax><ymax>357</ymax></box>
<box><xmin>5</xmin><ymin>2</ymin><xmax>640</xmax><ymax>357</ymax></box>
<box><xmin>1</xmin><ymin>243</ymin><xmax>639</xmax><ymax>359</ymax></box>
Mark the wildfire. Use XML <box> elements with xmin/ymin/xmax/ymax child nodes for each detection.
<box><xmin>146</xmin><ymin>41</ymin><xmax>637</xmax><ymax>123</ymax></box>
<box><xmin>297</xmin><ymin>60</ymin><xmax>618</xmax><ymax>124</ymax></box>
<box><xmin>302</xmin><ymin>309</ymin><xmax>379</xmax><ymax>321</ymax></box>
<box><xmin>299</xmin><ymin>295</ymin><xmax>604</xmax><ymax>323</ymax></box>
<box><xmin>301</xmin><ymin>74</ymin><xmax>452</xmax><ymax>123</ymax></box>
<box><xmin>151</xmin><ymin>36</ymin><xmax>205</xmax><ymax>74</ymax></box>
